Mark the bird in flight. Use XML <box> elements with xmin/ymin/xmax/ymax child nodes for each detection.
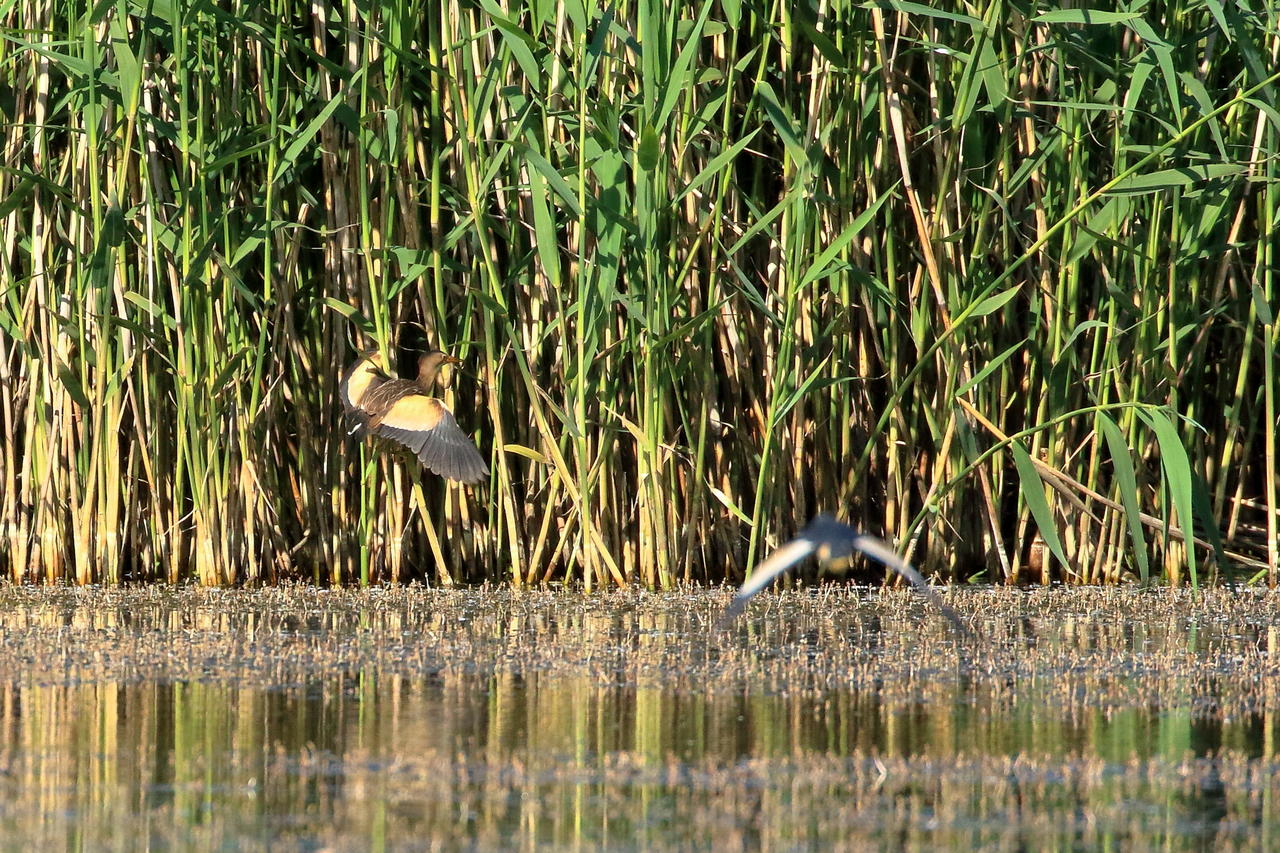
<box><xmin>723</xmin><ymin>514</ymin><xmax>969</xmax><ymax>635</ymax></box>
<box><xmin>341</xmin><ymin>348</ymin><xmax>489</xmax><ymax>483</ymax></box>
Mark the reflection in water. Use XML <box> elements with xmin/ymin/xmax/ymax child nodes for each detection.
<box><xmin>0</xmin><ymin>587</ymin><xmax>1276</xmax><ymax>850</ymax></box>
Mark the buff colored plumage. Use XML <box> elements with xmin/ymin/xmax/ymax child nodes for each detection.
<box><xmin>341</xmin><ymin>350</ymin><xmax>488</xmax><ymax>483</ymax></box>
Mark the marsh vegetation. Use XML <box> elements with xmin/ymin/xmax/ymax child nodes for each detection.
<box><xmin>1</xmin><ymin>2</ymin><xmax>1277</xmax><ymax>585</ymax></box>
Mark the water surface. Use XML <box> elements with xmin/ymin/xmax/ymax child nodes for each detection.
<box><xmin>0</xmin><ymin>586</ymin><xmax>1276</xmax><ymax>850</ymax></box>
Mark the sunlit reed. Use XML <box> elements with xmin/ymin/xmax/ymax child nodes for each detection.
<box><xmin>1</xmin><ymin>2</ymin><xmax>1276</xmax><ymax>584</ymax></box>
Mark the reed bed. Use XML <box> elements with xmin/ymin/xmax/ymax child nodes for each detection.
<box><xmin>0</xmin><ymin>2</ymin><xmax>1276</xmax><ymax>585</ymax></box>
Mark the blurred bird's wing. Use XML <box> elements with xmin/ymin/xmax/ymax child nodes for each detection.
<box><xmin>375</xmin><ymin>395</ymin><xmax>489</xmax><ymax>484</ymax></box>
<box><xmin>723</xmin><ymin>518</ymin><xmax>969</xmax><ymax>636</ymax></box>
<box><xmin>722</xmin><ymin>539</ymin><xmax>816</xmax><ymax>621</ymax></box>
<box><xmin>842</xmin><ymin>534</ymin><xmax>969</xmax><ymax>636</ymax></box>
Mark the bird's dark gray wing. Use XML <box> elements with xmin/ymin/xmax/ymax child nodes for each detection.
<box><xmin>411</xmin><ymin>409</ymin><xmax>489</xmax><ymax>483</ymax></box>
<box><xmin>376</xmin><ymin>396</ymin><xmax>489</xmax><ymax>484</ymax></box>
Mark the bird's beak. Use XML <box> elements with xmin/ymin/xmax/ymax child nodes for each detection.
<box><xmin>441</xmin><ymin>355</ymin><xmax>464</xmax><ymax>365</ymax></box>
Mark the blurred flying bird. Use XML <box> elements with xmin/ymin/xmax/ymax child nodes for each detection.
<box><xmin>723</xmin><ymin>514</ymin><xmax>968</xmax><ymax>635</ymax></box>
<box><xmin>341</xmin><ymin>348</ymin><xmax>489</xmax><ymax>483</ymax></box>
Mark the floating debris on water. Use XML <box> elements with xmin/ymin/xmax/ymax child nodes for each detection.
<box><xmin>0</xmin><ymin>585</ymin><xmax>1277</xmax><ymax>850</ymax></box>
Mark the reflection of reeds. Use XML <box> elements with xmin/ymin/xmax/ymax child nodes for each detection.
<box><xmin>2</xmin><ymin>587</ymin><xmax>1279</xmax><ymax>848</ymax></box>
<box><xmin>1</xmin><ymin>4</ymin><xmax>1276</xmax><ymax>585</ymax></box>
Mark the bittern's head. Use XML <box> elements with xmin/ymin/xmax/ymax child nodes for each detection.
<box><xmin>416</xmin><ymin>349</ymin><xmax>464</xmax><ymax>389</ymax></box>
<box><xmin>419</xmin><ymin>350</ymin><xmax>463</xmax><ymax>370</ymax></box>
